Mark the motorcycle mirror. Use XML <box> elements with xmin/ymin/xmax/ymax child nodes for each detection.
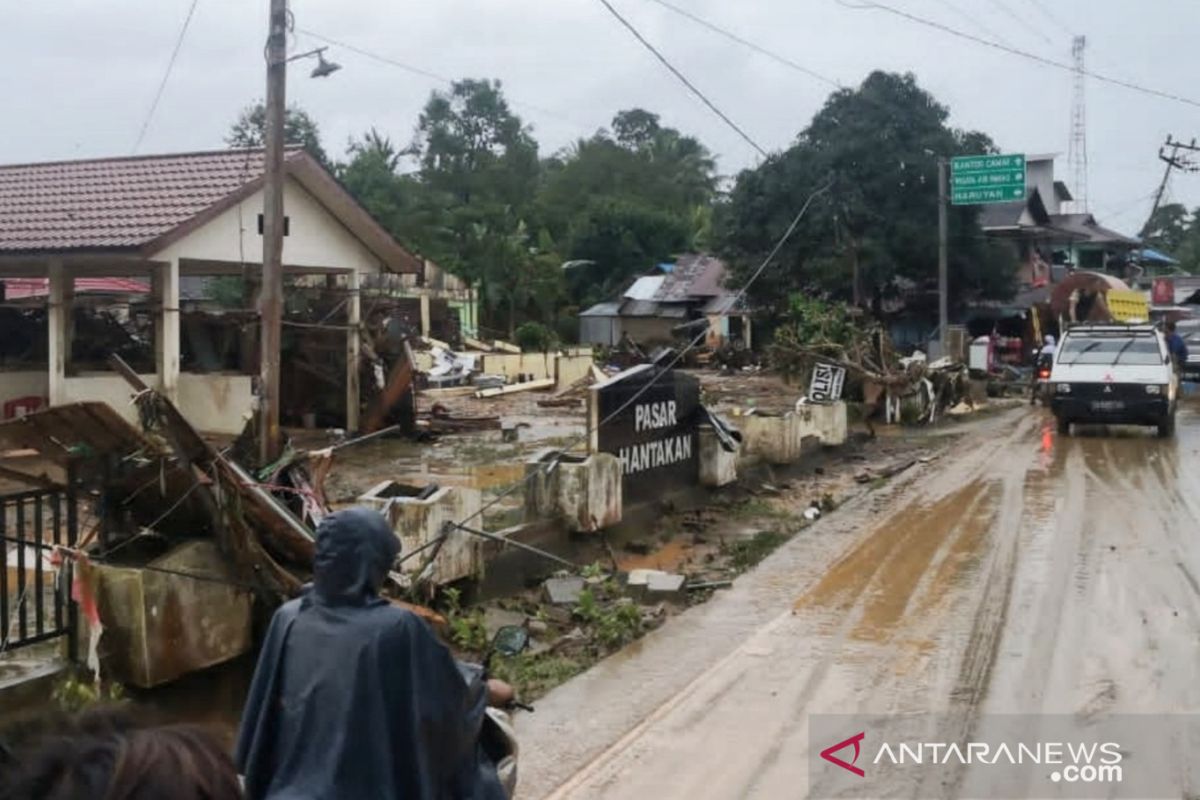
<box><xmin>492</xmin><ymin>625</ymin><xmax>529</xmax><ymax>657</ymax></box>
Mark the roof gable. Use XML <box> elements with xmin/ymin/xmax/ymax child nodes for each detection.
<box><xmin>0</xmin><ymin>148</ymin><xmax>421</xmax><ymax>272</ymax></box>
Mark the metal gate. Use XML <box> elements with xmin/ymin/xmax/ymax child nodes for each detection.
<box><xmin>1</xmin><ymin>485</ymin><xmax>77</xmax><ymax>654</ymax></box>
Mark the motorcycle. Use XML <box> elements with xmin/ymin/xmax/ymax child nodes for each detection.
<box><xmin>460</xmin><ymin>625</ymin><xmax>533</xmax><ymax>799</ymax></box>
<box><xmin>1031</xmin><ymin>350</ymin><xmax>1054</xmax><ymax>406</ymax></box>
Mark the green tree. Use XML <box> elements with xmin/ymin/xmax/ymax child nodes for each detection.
<box><xmin>226</xmin><ymin>102</ymin><xmax>330</xmax><ymax>167</ymax></box>
<box><xmin>539</xmin><ymin>109</ymin><xmax>716</xmax><ymax>306</ymax></box>
<box><xmin>1142</xmin><ymin>202</ymin><xmax>1190</xmax><ymax>256</ymax></box>
<box><xmin>718</xmin><ymin>71</ymin><xmax>1017</xmax><ymax>317</ymax></box>
<box><xmin>410</xmin><ymin>79</ymin><xmax>552</xmax><ymax>335</ymax></box>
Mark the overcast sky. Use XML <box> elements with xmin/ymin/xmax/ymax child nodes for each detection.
<box><xmin>5</xmin><ymin>0</ymin><xmax>1198</xmax><ymax>236</ymax></box>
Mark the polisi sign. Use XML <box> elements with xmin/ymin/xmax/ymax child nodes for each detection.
<box><xmin>590</xmin><ymin>364</ymin><xmax>700</xmax><ymax>502</ymax></box>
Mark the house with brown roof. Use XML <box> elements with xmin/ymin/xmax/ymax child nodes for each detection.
<box><xmin>578</xmin><ymin>254</ymin><xmax>751</xmax><ymax>349</ymax></box>
<box><xmin>0</xmin><ymin>147</ymin><xmax>421</xmax><ymax>433</ymax></box>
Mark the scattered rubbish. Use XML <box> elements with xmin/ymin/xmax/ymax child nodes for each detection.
<box><xmin>475</xmin><ymin>378</ymin><xmax>556</xmax><ymax>398</ymax></box>
<box><xmin>685</xmin><ymin>580</ymin><xmax>733</xmax><ymax>591</ymax></box>
<box><xmin>543</xmin><ymin>576</ymin><xmax>586</xmax><ymax>606</ymax></box>
<box><xmin>626</xmin><ymin>569</ymin><xmax>686</xmax><ymax>602</ymax></box>
<box><xmin>803</xmin><ymin>505</ymin><xmax>822</xmax><ymax>521</ymax></box>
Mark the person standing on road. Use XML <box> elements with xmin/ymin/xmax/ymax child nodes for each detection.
<box><xmin>1030</xmin><ymin>335</ymin><xmax>1057</xmax><ymax>405</ymax></box>
<box><xmin>236</xmin><ymin>507</ymin><xmax>512</xmax><ymax>800</ymax></box>
<box><xmin>1166</xmin><ymin>321</ymin><xmax>1189</xmax><ymax>371</ymax></box>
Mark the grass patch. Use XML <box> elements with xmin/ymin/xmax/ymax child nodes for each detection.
<box><xmin>722</xmin><ymin>529</ymin><xmax>790</xmax><ymax>571</ymax></box>
<box><xmin>728</xmin><ymin>498</ymin><xmax>795</xmax><ymax>520</ymax></box>
<box><xmin>491</xmin><ymin>653</ymin><xmax>587</xmax><ymax>701</ymax></box>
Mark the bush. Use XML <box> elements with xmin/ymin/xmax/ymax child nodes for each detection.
<box><xmin>514</xmin><ymin>321</ymin><xmax>558</xmax><ymax>352</ymax></box>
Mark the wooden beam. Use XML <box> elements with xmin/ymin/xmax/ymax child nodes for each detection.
<box><xmin>474</xmin><ymin>377</ymin><xmax>554</xmax><ymax>398</ymax></box>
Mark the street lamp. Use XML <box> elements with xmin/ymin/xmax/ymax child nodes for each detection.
<box><xmin>259</xmin><ymin>1</ymin><xmax>341</xmax><ymax>464</ymax></box>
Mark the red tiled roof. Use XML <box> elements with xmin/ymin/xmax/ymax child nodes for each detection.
<box><xmin>0</xmin><ymin>148</ymin><xmax>295</xmax><ymax>253</ymax></box>
<box><xmin>2</xmin><ymin>277</ymin><xmax>150</xmax><ymax>299</ymax></box>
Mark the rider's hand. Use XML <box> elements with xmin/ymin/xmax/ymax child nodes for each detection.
<box><xmin>487</xmin><ymin>679</ymin><xmax>515</xmax><ymax>708</ymax></box>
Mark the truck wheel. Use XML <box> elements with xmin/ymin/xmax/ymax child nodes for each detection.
<box><xmin>1157</xmin><ymin>415</ymin><xmax>1176</xmax><ymax>438</ymax></box>
<box><xmin>1056</xmin><ymin>416</ymin><xmax>1070</xmax><ymax>435</ymax></box>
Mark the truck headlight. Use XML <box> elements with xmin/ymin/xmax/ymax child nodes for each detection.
<box><xmin>1146</xmin><ymin>384</ymin><xmax>1165</xmax><ymax>395</ymax></box>
<box><xmin>1055</xmin><ymin>383</ymin><xmax>1071</xmax><ymax>394</ymax></box>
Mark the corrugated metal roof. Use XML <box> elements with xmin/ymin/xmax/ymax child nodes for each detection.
<box><xmin>620</xmin><ymin>299</ymin><xmax>661</xmax><ymax>317</ymax></box>
<box><xmin>655</xmin><ymin>253</ymin><xmax>726</xmax><ymax>301</ymax></box>
<box><xmin>624</xmin><ymin>276</ymin><xmax>664</xmax><ymax>301</ymax></box>
<box><xmin>579</xmin><ymin>301</ymin><xmax>622</xmax><ymax>317</ymax></box>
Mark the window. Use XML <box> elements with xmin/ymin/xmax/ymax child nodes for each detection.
<box><xmin>257</xmin><ymin>214</ymin><xmax>290</xmax><ymax>236</ymax></box>
<box><xmin>1059</xmin><ymin>335</ymin><xmax>1164</xmax><ymax>366</ymax></box>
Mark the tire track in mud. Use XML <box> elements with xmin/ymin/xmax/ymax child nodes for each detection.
<box><xmin>538</xmin><ymin>411</ymin><xmax>1046</xmax><ymax>799</ymax></box>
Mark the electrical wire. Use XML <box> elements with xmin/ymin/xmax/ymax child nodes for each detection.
<box><xmin>595</xmin><ymin>0</ymin><xmax>768</xmax><ymax>158</ymax></box>
<box><xmin>295</xmin><ymin>28</ymin><xmax>593</xmax><ymax>136</ymax></box>
<box><xmin>836</xmin><ymin>0</ymin><xmax>1200</xmax><ymax>109</ymax></box>
<box><xmin>131</xmin><ymin>0</ymin><xmax>201</xmax><ymax>153</ymax></box>
<box><xmin>644</xmin><ymin>0</ymin><xmax>841</xmax><ymax>89</ymax></box>
<box><xmin>928</xmin><ymin>0</ymin><xmax>1017</xmax><ymax>49</ymax></box>
<box><xmin>448</xmin><ymin>178</ymin><xmax>832</xmax><ymax>533</ymax></box>
<box><xmin>984</xmin><ymin>0</ymin><xmax>1056</xmax><ymax>48</ymax></box>
<box><xmin>1019</xmin><ymin>0</ymin><xmax>1075</xmax><ymax>37</ymax></box>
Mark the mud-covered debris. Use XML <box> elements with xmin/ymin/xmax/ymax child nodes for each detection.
<box><xmin>543</xmin><ymin>576</ymin><xmax>586</xmax><ymax>606</ymax></box>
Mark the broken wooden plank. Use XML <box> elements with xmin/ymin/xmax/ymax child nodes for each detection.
<box><xmin>492</xmin><ymin>339</ymin><xmax>521</xmax><ymax>354</ymax></box>
<box><xmin>474</xmin><ymin>378</ymin><xmax>555</xmax><ymax>398</ymax></box>
<box><xmin>363</xmin><ymin>339</ymin><xmax>415</xmax><ymax>434</ymax></box>
<box><xmin>420</xmin><ymin>335</ymin><xmax>452</xmax><ymax>351</ymax></box>
<box><xmin>418</xmin><ymin>386</ymin><xmax>478</xmax><ymax>399</ymax></box>
<box><xmin>462</xmin><ymin>336</ymin><xmax>493</xmax><ymax>352</ymax></box>
<box><xmin>591</xmin><ymin>365</ymin><xmax>607</xmax><ymax>383</ymax></box>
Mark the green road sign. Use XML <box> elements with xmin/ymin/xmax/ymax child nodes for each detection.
<box><xmin>950</xmin><ymin>154</ymin><xmax>1025</xmax><ymax>205</ymax></box>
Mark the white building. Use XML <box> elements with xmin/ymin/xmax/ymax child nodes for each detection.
<box><xmin>0</xmin><ymin>148</ymin><xmax>421</xmax><ymax>433</ymax></box>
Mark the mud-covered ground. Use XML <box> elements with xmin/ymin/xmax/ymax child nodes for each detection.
<box><xmin>518</xmin><ymin>405</ymin><xmax>1200</xmax><ymax>799</ymax></box>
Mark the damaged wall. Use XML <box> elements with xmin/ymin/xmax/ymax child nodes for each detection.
<box><xmin>0</xmin><ymin>371</ymin><xmax>48</xmax><ymax>414</ymax></box>
<box><xmin>177</xmin><ymin>374</ymin><xmax>254</xmax><ymax>435</ymax></box>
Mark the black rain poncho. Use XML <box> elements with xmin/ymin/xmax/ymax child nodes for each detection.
<box><xmin>236</xmin><ymin>507</ymin><xmax>499</xmax><ymax>800</ymax></box>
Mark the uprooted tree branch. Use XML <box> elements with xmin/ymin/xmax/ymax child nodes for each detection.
<box><xmin>768</xmin><ymin>296</ymin><xmax>971</xmax><ymax>423</ymax></box>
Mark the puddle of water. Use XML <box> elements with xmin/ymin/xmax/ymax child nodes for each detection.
<box><xmin>616</xmin><ymin>538</ymin><xmax>693</xmax><ymax>572</ymax></box>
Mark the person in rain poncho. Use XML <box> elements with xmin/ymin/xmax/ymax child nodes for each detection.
<box><xmin>236</xmin><ymin>507</ymin><xmax>508</xmax><ymax>800</ymax></box>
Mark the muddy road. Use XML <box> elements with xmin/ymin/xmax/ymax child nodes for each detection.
<box><xmin>518</xmin><ymin>407</ymin><xmax>1200</xmax><ymax>798</ymax></box>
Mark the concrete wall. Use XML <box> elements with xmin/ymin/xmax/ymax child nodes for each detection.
<box><xmin>736</xmin><ymin>402</ymin><xmax>848</xmax><ymax>465</ymax></box>
<box><xmin>152</xmin><ymin>178</ymin><xmax>383</xmax><ymax>274</ymax></box>
<box><xmin>555</xmin><ymin>351</ymin><xmax>594</xmax><ymax>390</ymax></box>
<box><xmin>699</xmin><ymin>426</ymin><xmax>739</xmax><ymax>487</ymax></box>
<box><xmin>0</xmin><ymin>371</ymin><xmax>49</xmax><ymax>417</ymax></box>
<box><xmin>524</xmin><ymin>450</ymin><xmax>622</xmax><ymax>532</ymax></box>
<box><xmin>62</xmin><ymin>373</ymin><xmax>154</xmax><ymax>426</ymax></box>
<box><xmin>620</xmin><ymin>317</ymin><xmax>676</xmax><ymax>345</ymax></box>
<box><xmin>89</xmin><ymin>541</ymin><xmax>253</xmax><ymax>688</ymax></box>
<box><xmin>359</xmin><ymin>482</ymin><xmax>484</xmax><ymax>585</ymax></box>
<box><xmin>177</xmin><ymin>373</ymin><xmax>255</xmax><ymax>435</ymax></box>
<box><xmin>477</xmin><ymin>351</ymin><xmax>594</xmax><ymax>391</ymax></box>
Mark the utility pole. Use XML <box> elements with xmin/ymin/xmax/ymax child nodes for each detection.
<box><xmin>938</xmin><ymin>158</ymin><xmax>948</xmax><ymax>353</ymax></box>
<box><xmin>1141</xmin><ymin>135</ymin><xmax>1200</xmax><ymax>239</ymax></box>
<box><xmin>259</xmin><ymin>0</ymin><xmax>288</xmax><ymax>464</ymax></box>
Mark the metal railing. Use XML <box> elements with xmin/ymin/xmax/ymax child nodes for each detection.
<box><xmin>1</xmin><ymin>483</ymin><xmax>77</xmax><ymax>655</ymax></box>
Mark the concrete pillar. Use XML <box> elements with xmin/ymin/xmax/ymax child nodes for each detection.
<box><xmin>419</xmin><ymin>291</ymin><xmax>431</xmax><ymax>338</ymax></box>
<box><xmin>46</xmin><ymin>261</ymin><xmax>68</xmax><ymax>406</ymax></box>
<box><xmin>156</xmin><ymin>259</ymin><xmax>180</xmax><ymax>399</ymax></box>
<box><xmin>345</xmin><ymin>269</ymin><xmax>361</xmax><ymax>432</ymax></box>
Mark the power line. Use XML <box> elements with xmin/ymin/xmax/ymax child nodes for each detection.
<box><xmin>132</xmin><ymin>0</ymin><xmax>201</xmax><ymax>153</ymax></box>
<box><xmin>836</xmin><ymin>0</ymin><xmax>1200</xmax><ymax>109</ymax></box>
<box><xmin>448</xmin><ymin>178</ymin><xmax>832</xmax><ymax>532</ymax></box>
<box><xmin>985</xmin><ymin>0</ymin><xmax>1056</xmax><ymax>48</ymax></box>
<box><xmin>296</xmin><ymin>29</ymin><xmax>594</xmax><ymax>136</ymax></box>
<box><xmin>644</xmin><ymin>0</ymin><xmax>842</xmax><ymax>89</ymax></box>
<box><xmin>595</xmin><ymin>0</ymin><xmax>769</xmax><ymax>157</ymax></box>
<box><xmin>928</xmin><ymin>0</ymin><xmax>1017</xmax><ymax>49</ymax></box>
<box><xmin>1019</xmin><ymin>0</ymin><xmax>1074</xmax><ymax>37</ymax></box>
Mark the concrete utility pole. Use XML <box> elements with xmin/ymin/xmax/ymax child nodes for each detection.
<box><xmin>938</xmin><ymin>158</ymin><xmax>948</xmax><ymax>353</ymax></box>
<box><xmin>259</xmin><ymin>0</ymin><xmax>288</xmax><ymax>464</ymax></box>
<box><xmin>1141</xmin><ymin>135</ymin><xmax>1200</xmax><ymax>239</ymax></box>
